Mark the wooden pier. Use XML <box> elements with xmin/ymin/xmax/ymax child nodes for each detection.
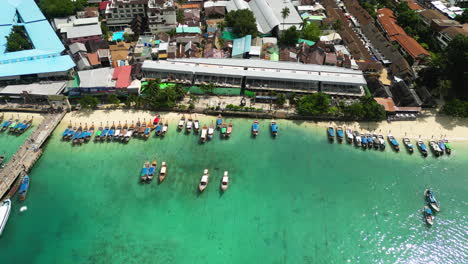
<box><xmin>0</xmin><ymin>111</ymin><xmax>66</xmax><ymax>199</ymax></box>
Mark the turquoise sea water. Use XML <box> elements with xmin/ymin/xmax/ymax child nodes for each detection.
<box><xmin>0</xmin><ymin>122</ymin><xmax>37</xmax><ymax>164</ymax></box>
<box><xmin>0</xmin><ymin>118</ymin><xmax>467</xmax><ymax>263</ymax></box>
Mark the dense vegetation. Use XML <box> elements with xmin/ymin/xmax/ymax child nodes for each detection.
<box><xmin>139</xmin><ymin>79</ymin><xmax>185</xmax><ymax>109</ymax></box>
<box><xmin>442</xmin><ymin>99</ymin><xmax>468</xmax><ymax>117</ymax></box>
<box><xmin>279</xmin><ymin>26</ymin><xmax>300</xmax><ymax>46</ymax></box>
<box><xmin>38</xmin><ymin>0</ymin><xmax>87</xmax><ymax>18</ymax></box>
<box><xmin>301</xmin><ymin>23</ymin><xmax>321</xmax><ymax>42</ymax></box>
<box><xmin>417</xmin><ymin>35</ymin><xmax>468</xmax><ymax>100</ymax></box>
<box><xmin>455</xmin><ymin>10</ymin><xmax>468</xmax><ymax>24</ymax></box>
<box><xmin>394</xmin><ymin>2</ymin><xmax>440</xmax><ymax>52</ymax></box>
<box><xmin>225</xmin><ymin>10</ymin><xmax>258</xmax><ymax>37</ymax></box>
<box><xmin>79</xmin><ymin>95</ymin><xmax>100</xmax><ymax>109</ymax></box>
<box><xmin>297</xmin><ymin>93</ymin><xmax>386</xmax><ymax>121</ymax></box>
<box><xmin>5</xmin><ymin>26</ymin><xmax>33</xmax><ymax>52</ymax></box>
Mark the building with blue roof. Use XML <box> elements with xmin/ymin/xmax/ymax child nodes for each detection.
<box><xmin>232</xmin><ymin>35</ymin><xmax>252</xmax><ymax>58</ymax></box>
<box><xmin>0</xmin><ymin>0</ymin><xmax>75</xmax><ymax>83</ymax></box>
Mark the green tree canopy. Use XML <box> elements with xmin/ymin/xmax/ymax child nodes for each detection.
<box><xmin>344</xmin><ymin>96</ymin><xmax>386</xmax><ymax>121</ymax></box>
<box><xmin>142</xmin><ymin>80</ymin><xmax>185</xmax><ymax>109</ymax></box>
<box><xmin>297</xmin><ymin>93</ymin><xmax>331</xmax><ymax>116</ymax></box>
<box><xmin>455</xmin><ymin>10</ymin><xmax>468</xmax><ymax>24</ymax></box>
<box><xmin>80</xmin><ymin>95</ymin><xmax>100</xmax><ymax>109</ymax></box>
<box><xmin>301</xmin><ymin>23</ymin><xmax>321</xmax><ymax>42</ymax></box>
<box><xmin>279</xmin><ymin>26</ymin><xmax>299</xmax><ymax>47</ymax></box>
<box><xmin>39</xmin><ymin>0</ymin><xmax>87</xmax><ymax>18</ymax></box>
<box><xmin>225</xmin><ymin>9</ymin><xmax>258</xmax><ymax>37</ymax></box>
<box><xmin>5</xmin><ymin>26</ymin><xmax>32</xmax><ymax>52</ymax></box>
<box><xmin>176</xmin><ymin>9</ymin><xmax>185</xmax><ymax>24</ymax></box>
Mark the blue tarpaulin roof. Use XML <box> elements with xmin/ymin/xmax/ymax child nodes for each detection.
<box><xmin>232</xmin><ymin>34</ymin><xmax>251</xmax><ymax>57</ymax></box>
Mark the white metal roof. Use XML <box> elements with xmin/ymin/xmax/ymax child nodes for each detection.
<box><xmin>0</xmin><ymin>81</ymin><xmax>67</xmax><ymax>95</ymax></box>
<box><xmin>78</xmin><ymin>67</ymin><xmax>115</xmax><ymax>88</ymax></box>
<box><xmin>66</xmin><ymin>24</ymin><xmax>102</xmax><ymax>39</ymax></box>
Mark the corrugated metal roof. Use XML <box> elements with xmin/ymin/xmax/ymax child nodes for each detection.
<box><xmin>66</xmin><ymin>24</ymin><xmax>102</xmax><ymax>39</ymax></box>
<box><xmin>176</xmin><ymin>26</ymin><xmax>201</xmax><ymax>34</ymax></box>
<box><xmin>78</xmin><ymin>67</ymin><xmax>115</xmax><ymax>88</ymax></box>
<box><xmin>0</xmin><ymin>55</ymin><xmax>75</xmax><ymax>77</ymax></box>
<box><xmin>0</xmin><ymin>81</ymin><xmax>68</xmax><ymax>95</ymax></box>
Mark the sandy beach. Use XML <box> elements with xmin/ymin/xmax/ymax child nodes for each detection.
<box><xmin>60</xmin><ymin>110</ymin><xmax>468</xmax><ymax>142</ymax></box>
<box><xmin>0</xmin><ymin>112</ymin><xmax>44</xmax><ymax>126</ymax></box>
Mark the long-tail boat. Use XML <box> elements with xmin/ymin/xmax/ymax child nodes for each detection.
<box><xmin>85</xmin><ymin>123</ymin><xmax>94</xmax><ymax>143</ymax></box>
<box><xmin>443</xmin><ymin>138</ymin><xmax>452</xmax><ymax>155</ymax></box>
<box><xmin>72</xmin><ymin>125</ymin><xmax>82</xmax><ymax>145</ymax></box>
<box><xmin>107</xmin><ymin>123</ymin><xmax>115</xmax><ymax>141</ymax></box>
<box><xmin>62</xmin><ymin>123</ymin><xmax>73</xmax><ymax>141</ymax></box>
<box><xmin>252</xmin><ymin>120</ymin><xmax>259</xmax><ymax>137</ymax></box>
<box><xmin>155</xmin><ymin>121</ymin><xmax>163</xmax><ymax>136</ymax></box>
<box><xmin>120</xmin><ymin>122</ymin><xmax>128</xmax><ymax>142</ymax></box>
<box><xmin>114</xmin><ymin>122</ymin><xmax>121</xmax><ymax>141</ymax></box>
<box><xmin>143</xmin><ymin>122</ymin><xmax>151</xmax><ymax>139</ymax></box>
<box><xmin>79</xmin><ymin>124</ymin><xmax>87</xmax><ymax>144</ymax></box>
<box><xmin>101</xmin><ymin>123</ymin><xmax>110</xmax><ymax>142</ymax></box>
<box><xmin>186</xmin><ymin>116</ymin><xmax>193</xmax><ymax>133</ymax></box>
<box><xmin>18</xmin><ymin>175</ymin><xmax>30</xmax><ymax>201</ymax></box>
<box><xmin>178</xmin><ymin>115</ymin><xmax>185</xmax><ymax>131</ymax></box>
<box><xmin>95</xmin><ymin>123</ymin><xmax>103</xmax><ymax>141</ymax></box>
<box><xmin>153</xmin><ymin>115</ymin><xmax>160</xmax><ymax>126</ymax></box>
<box><xmin>208</xmin><ymin>123</ymin><xmax>214</xmax><ymax>140</ymax></box>
<box><xmin>124</xmin><ymin>123</ymin><xmax>134</xmax><ymax>143</ymax></box>
<box><xmin>18</xmin><ymin>117</ymin><xmax>33</xmax><ymax>134</ymax></box>
<box><xmin>147</xmin><ymin>159</ymin><xmax>157</xmax><ymax>182</ymax></box>
<box><xmin>139</xmin><ymin>121</ymin><xmax>147</xmax><ymax>138</ymax></box>
<box><xmin>161</xmin><ymin>122</ymin><xmax>168</xmax><ymax>137</ymax></box>
<box><xmin>200</xmin><ymin>124</ymin><xmax>207</xmax><ymax>143</ymax></box>
<box><xmin>0</xmin><ymin>117</ymin><xmax>12</xmax><ymax>132</ymax></box>
<box><xmin>270</xmin><ymin>121</ymin><xmax>278</xmax><ymax>137</ymax></box>
<box><xmin>140</xmin><ymin>161</ymin><xmax>150</xmax><ymax>182</ymax></box>
<box><xmin>8</xmin><ymin>119</ymin><xmax>18</xmax><ymax>133</ymax></box>
<box><xmin>216</xmin><ymin>114</ymin><xmax>222</xmax><ymax>130</ymax></box>
<box><xmin>134</xmin><ymin>120</ymin><xmax>141</xmax><ymax>137</ymax></box>
<box><xmin>12</xmin><ymin>119</ymin><xmax>25</xmax><ymax>134</ymax></box>
<box><xmin>159</xmin><ymin>162</ymin><xmax>167</xmax><ymax>183</ymax></box>
<box><xmin>221</xmin><ymin>123</ymin><xmax>227</xmax><ymax>138</ymax></box>
<box><xmin>194</xmin><ymin>119</ymin><xmax>200</xmax><ymax>133</ymax></box>
<box><xmin>226</xmin><ymin>123</ymin><xmax>233</xmax><ymax>137</ymax></box>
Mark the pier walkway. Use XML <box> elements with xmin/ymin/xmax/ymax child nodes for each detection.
<box><xmin>0</xmin><ymin>111</ymin><xmax>66</xmax><ymax>199</ymax></box>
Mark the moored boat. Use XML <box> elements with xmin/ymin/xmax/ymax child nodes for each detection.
<box><xmin>114</xmin><ymin>123</ymin><xmax>121</xmax><ymax>141</ymax></box>
<box><xmin>120</xmin><ymin>123</ymin><xmax>128</xmax><ymax>141</ymax></box>
<box><xmin>423</xmin><ymin>206</ymin><xmax>434</xmax><ymax>226</ymax></box>
<box><xmin>403</xmin><ymin>138</ymin><xmax>414</xmax><ymax>153</ymax></box>
<box><xmin>353</xmin><ymin>131</ymin><xmax>361</xmax><ymax>147</ymax></box>
<box><xmin>345</xmin><ymin>128</ymin><xmax>353</xmax><ymax>144</ymax></box>
<box><xmin>18</xmin><ymin>118</ymin><xmax>33</xmax><ymax>134</ymax></box>
<box><xmin>95</xmin><ymin>125</ymin><xmax>103</xmax><ymax>142</ymax></box>
<box><xmin>79</xmin><ymin>124</ymin><xmax>87</xmax><ymax>144</ymax></box>
<box><xmin>372</xmin><ymin>134</ymin><xmax>379</xmax><ymax>149</ymax></box>
<box><xmin>208</xmin><ymin>123</ymin><xmax>214</xmax><ymax>140</ymax></box>
<box><xmin>62</xmin><ymin>123</ymin><xmax>72</xmax><ymax>141</ymax></box>
<box><xmin>252</xmin><ymin>120</ymin><xmax>259</xmax><ymax>136</ymax></box>
<box><xmin>443</xmin><ymin>138</ymin><xmax>452</xmax><ymax>155</ymax></box>
<box><xmin>101</xmin><ymin>125</ymin><xmax>109</xmax><ymax>142</ymax></box>
<box><xmin>161</xmin><ymin>122</ymin><xmax>168</xmax><ymax>137</ymax></box>
<box><xmin>155</xmin><ymin>122</ymin><xmax>162</xmax><ymax>136</ymax></box>
<box><xmin>12</xmin><ymin>120</ymin><xmax>25</xmax><ymax>134</ymax></box>
<box><xmin>8</xmin><ymin>119</ymin><xmax>18</xmax><ymax>133</ymax></box>
<box><xmin>226</xmin><ymin>123</ymin><xmax>233</xmax><ymax>137</ymax></box>
<box><xmin>221</xmin><ymin>171</ymin><xmax>229</xmax><ymax>192</ymax></box>
<box><xmin>336</xmin><ymin>127</ymin><xmax>343</xmax><ymax>143</ymax></box>
<box><xmin>153</xmin><ymin>115</ymin><xmax>160</xmax><ymax>126</ymax></box>
<box><xmin>429</xmin><ymin>140</ymin><xmax>442</xmax><ymax>156</ymax></box>
<box><xmin>147</xmin><ymin>159</ymin><xmax>157</xmax><ymax>182</ymax></box>
<box><xmin>124</xmin><ymin>124</ymin><xmax>134</xmax><ymax>143</ymax></box>
<box><xmin>199</xmin><ymin>169</ymin><xmax>209</xmax><ymax>192</ymax></box>
<box><xmin>424</xmin><ymin>189</ymin><xmax>440</xmax><ymax>212</ymax></box>
<box><xmin>159</xmin><ymin>162</ymin><xmax>167</xmax><ymax>182</ymax></box>
<box><xmin>0</xmin><ymin>199</ymin><xmax>11</xmax><ymax>236</ymax></box>
<box><xmin>437</xmin><ymin>140</ymin><xmax>446</xmax><ymax>155</ymax></box>
<box><xmin>138</xmin><ymin>122</ymin><xmax>147</xmax><ymax>138</ymax></box>
<box><xmin>0</xmin><ymin>118</ymin><xmax>12</xmax><ymax>132</ymax></box>
<box><xmin>186</xmin><ymin>117</ymin><xmax>193</xmax><ymax>133</ymax></box>
<box><xmin>200</xmin><ymin>124</ymin><xmax>208</xmax><ymax>143</ymax></box>
<box><xmin>366</xmin><ymin>133</ymin><xmax>374</xmax><ymax>149</ymax></box>
<box><xmin>417</xmin><ymin>139</ymin><xmax>428</xmax><ymax>157</ymax></box>
<box><xmin>143</xmin><ymin>122</ymin><xmax>151</xmax><ymax>139</ymax></box>
<box><xmin>18</xmin><ymin>175</ymin><xmax>30</xmax><ymax>201</ymax></box>
<box><xmin>0</xmin><ymin>153</ymin><xmax>5</xmax><ymax>167</ymax></box>
<box><xmin>134</xmin><ymin>120</ymin><xmax>141</xmax><ymax>137</ymax></box>
<box><xmin>221</xmin><ymin>123</ymin><xmax>227</xmax><ymax>138</ymax></box>
<box><xmin>270</xmin><ymin>121</ymin><xmax>278</xmax><ymax>137</ymax></box>
<box><xmin>178</xmin><ymin>116</ymin><xmax>185</xmax><ymax>131</ymax></box>
<box><xmin>85</xmin><ymin>124</ymin><xmax>94</xmax><ymax>143</ymax></box>
<box><xmin>360</xmin><ymin>134</ymin><xmax>368</xmax><ymax>149</ymax></box>
<box><xmin>388</xmin><ymin>134</ymin><xmax>400</xmax><ymax>151</ymax></box>
<box><xmin>327</xmin><ymin>126</ymin><xmax>335</xmax><ymax>141</ymax></box>
<box><xmin>377</xmin><ymin>134</ymin><xmax>385</xmax><ymax>150</ymax></box>
<box><xmin>140</xmin><ymin>161</ymin><xmax>150</xmax><ymax>182</ymax></box>
<box><xmin>194</xmin><ymin>119</ymin><xmax>200</xmax><ymax>133</ymax></box>
<box><xmin>216</xmin><ymin>114</ymin><xmax>222</xmax><ymax>130</ymax></box>
<box><xmin>72</xmin><ymin>126</ymin><xmax>82</xmax><ymax>145</ymax></box>
<box><xmin>107</xmin><ymin>123</ymin><xmax>115</xmax><ymax>141</ymax></box>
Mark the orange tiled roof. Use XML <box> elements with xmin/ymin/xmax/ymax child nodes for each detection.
<box><xmin>403</xmin><ymin>0</ymin><xmax>423</xmax><ymax>10</ymax></box>
<box><xmin>87</xmin><ymin>52</ymin><xmax>100</xmax><ymax>66</ymax></box>
<box><xmin>377</xmin><ymin>8</ymin><xmax>430</xmax><ymax>59</ymax></box>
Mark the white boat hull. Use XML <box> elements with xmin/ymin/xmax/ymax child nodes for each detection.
<box><xmin>0</xmin><ymin>199</ymin><xmax>11</xmax><ymax>236</ymax></box>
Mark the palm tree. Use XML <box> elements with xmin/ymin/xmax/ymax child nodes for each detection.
<box><xmin>281</xmin><ymin>7</ymin><xmax>290</xmax><ymax>32</ymax></box>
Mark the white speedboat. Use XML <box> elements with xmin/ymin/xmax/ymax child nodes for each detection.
<box><xmin>345</xmin><ymin>128</ymin><xmax>353</xmax><ymax>144</ymax></box>
<box><xmin>200</xmin><ymin>125</ymin><xmax>207</xmax><ymax>143</ymax></box>
<box><xmin>186</xmin><ymin>117</ymin><xmax>193</xmax><ymax>133</ymax></box>
<box><xmin>0</xmin><ymin>199</ymin><xmax>11</xmax><ymax>236</ymax></box>
<box><xmin>221</xmin><ymin>171</ymin><xmax>229</xmax><ymax>192</ymax></box>
<box><xmin>161</xmin><ymin>122</ymin><xmax>168</xmax><ymax>136</ymax></box>
<box><xmin>207</xmin><ymin>124</ymin><xmax>214</xmax><ymax>140</ymax></box>
<box><xmin>199</xmin><ymin>169</ymin><xmax>209</xmax><ymax>192</ymax></box>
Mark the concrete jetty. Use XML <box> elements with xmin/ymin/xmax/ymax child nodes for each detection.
<box><xmin>0</xmin><ymin>111</ymin><xmax>66</xmax><ymax>199</ymax></box>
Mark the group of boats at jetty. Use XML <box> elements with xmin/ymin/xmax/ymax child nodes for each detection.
<box><xmin>62</xmin><ymin>115</ymin><xmax>169</xmax><ymax>145</ymax></box>
<box><xmin>0</xmin><ymin>174</ymin><xmax>30</xmax><ymax>236</ymax></box>
<box><xmin>326</xmin><ymin>126</ymin><xmax>452</xmax><ymax>157</ymax></box>
<box><xmin>138</xmin><ymin>159</ymin><xmax>230</xmax><ymax>192</ymax></box>
<box><xmin>0</xmin><ymin>115</ymin><xmax>33</xmax><ymax>136</ymax></box>
<box><xmin>179</xmin><ymin>114</ymin><xmax>233</xmax><ymax>143</ymax></box>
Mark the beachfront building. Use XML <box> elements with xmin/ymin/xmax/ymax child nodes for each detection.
<box><xmin>0</xmin><ymin>81</ymin><xmax>69</xmax><ymax>101</ymax></box>
<box><xmin>226</xmin><ymin>0</ymin><xmax>302</xmax><ymax>35</ymax></box>
<box><xmin>0</xmin><ymin>0</ymin><xmax>75</xmax><ymax>84</ymax></box>
<box><xmin>142</xmin><ymin>58</ymin><xmax>366</xmax><ymax>96</ymax></box>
